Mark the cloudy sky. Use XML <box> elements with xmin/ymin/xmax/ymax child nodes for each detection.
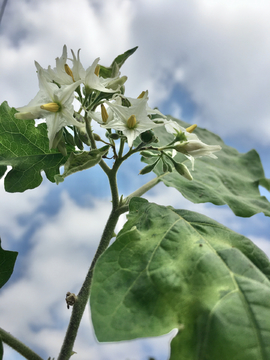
<box><xmin>0</xmin><ymin>0</ymin><xmax>270</xmax><ymax>359</ymax></box>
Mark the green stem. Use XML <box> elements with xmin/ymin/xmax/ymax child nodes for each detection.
<box><xmin>57</xmin><ymin>127</ymin><xmax>124</xmax><ymax>359</ymax></box>
<box><xmin>122</xmin><ymin>174</ymin><xmax>165</xmax><ymax>208</ymax></box>
<box><xmin>0</xmin><ymin>327</ymin><xmax>44</xmax><ymax>360</ymax></box>
<box><xmin>57</xmin><ymin>206</ymin><xmax>124</xmax><ymax>360</ymax></box>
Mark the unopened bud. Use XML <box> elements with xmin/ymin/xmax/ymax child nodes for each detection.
<box><xmin>40</xmin><ymin>103</ymin><xmax>60</xmax><ymax>112</ymax></box>
<box><xmin>186</xmin><ymin>124</ymin><xmax>197</xmax><ymax>133</ymax></box>
<box><xmin>64</xmin><ymin>64</ymin><xmax>75</xmax><ymax>82</ymax></box>
<box><xmin>173</xmin><ymin>161</ymin><xmax>193</xmax><ymax>180</ymax></box>
<box><xmin>108</xmin><ymin>133</ymin><xmax>120</xmax><ymax>140</ymax></box>
<box><xmin>127</xmin><ymin>115</ymin><xmax>137</xmax><ymax>129</ymax></box>
<box><xmin>140</xmin><ymin>130</ymin><xmax>157</xmax><ymax>144</ymax></box>
<box><xmin>101</xmin><ymin>104</ymin><xmax>109</xmax><ymax>123</ymax></box>
<box><xmin>93</xmin><ymin>133</ymin><xmax>101</xmax><ymax>141</ymax></box>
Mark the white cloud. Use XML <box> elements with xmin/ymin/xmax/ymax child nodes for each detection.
<box><xmin>0</xmin><ymin>176</ymin><xmax>49</xmax><ymax>241</ymax></box>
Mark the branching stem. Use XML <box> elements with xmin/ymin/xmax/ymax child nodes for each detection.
<box><xmin>0</xmin><ymin>327</ymin><xmax>44</xmax><ymax>360</ymax></box>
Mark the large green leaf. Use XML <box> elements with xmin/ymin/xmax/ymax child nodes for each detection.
<box><xmin>0</xmin><ymin>102</ymin><xmax>72</xmax><ymax>192</ymax></box>
<box><xmin>142</xmin><ymin>116</ymin><xmax>270</xmax><ymax>217</ymax></box>
<box><xmin>90</xmin><ymin>198</ymin><xmax>270</xmax><ymax>360</ymax></box>
<box><xmin>0</xmin><ymin>239</ymin><xmax>18</xmax><ymax>289</ymax></box>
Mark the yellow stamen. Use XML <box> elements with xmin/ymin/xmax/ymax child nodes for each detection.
<box><xmin>101</xmin><ymin>104</ymin><xmax>109</xmax><ymax>123</ymax></box>
<box><xmin>40</xmin><ymin>103</ymin><xmax>60</xmax><ymax>112</ymax></box>
<box><xmin>186</xmin><ymin>124</ymin><xmax>197</xmax><ymax>133</ymax></box>
<box><xmin>64</xmin><ymin>64</ymin><xmax>75</xmax><ymax>82</ymax></box>
<box><xmin>137</xmin><ymin>91</ymin><xmax>146</xmax><ymax>99</ymax></box>
<box><xmin>127</xmin><ymin>115</ymin><xmax>137</xmax><ymax>129</ymax></box>
<box><xmin>94</xmin><ymin>65</ymin><xmax>100</xmax><ymax>76</ymax></box>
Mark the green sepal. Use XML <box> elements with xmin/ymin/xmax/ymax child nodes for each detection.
<box><xmin>139</xmin><ymin>158</ymin><xmax>160</xmax><ymax>175</ymax></box>
<box><xmin>63</xmin><ymin>128</ymin><xmax>76</xmax><ymax>147</ymax></box>
<box><xmin>140</xmin><ymin>150</ymin><xmax>159</xmax><ymax>158</ymax></box>
<box><xmin>54</xmin><ymin>145</ymin><xmax>109</xmax><ymax>184</ymax></box>
<box><xmin>74</xmin><ymin>127</ymin><xmax>84</xmax><ymax>150</ymax></box>
<box><xmin>99</xmin><ymin>47</ymin><xmax>138</xmax><ymax>79</ymax></box>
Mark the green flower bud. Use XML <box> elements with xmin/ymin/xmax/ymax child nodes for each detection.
<box><xmin>63</xmin><ymin>128</ymin><xmax>75</xmax><ymax>147</ymax></box>
<box><xmin>139</xmin><ymin>130</ymin><xmax>157</xmax><ymax>144</ymax></box>
<box><xmin>74</xmin><ymin>128</ymin><xmax>84</xmax><ymax>150</ymax></box>
<box><xmin>108</xmin><ymin>133</ymin><xmax>120</xmax><ymax>140</ymax></box>
<box><xmin>93</xmin><ymin>133</ymin><xmax>101</xmax><ymax>141</ymax></box>
<box><xmin>173</xmin><ymin>161</ymin><xmax>193</xmax><ymax>180</ymax></box>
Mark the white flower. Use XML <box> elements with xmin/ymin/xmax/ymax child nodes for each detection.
<box><xmin>165</xmin><ymin>120</ymin><xmax>221</xmax><ymax>169</ymax></box>
<box><xmin>123</xmin><ymin>91</ymin><xmax>167</xmax><ymax>118</ymax></box>
<box><xmin>15</xmin><ymin>69</ymin><xmax>83</xmax><ymax>149</ymax></box>
<box><xmin>79</xmin><ymin>58</ymin><xmax>122</xmax><ymax>93</ymax></box>
<box><xmin>102</xmin><ymin>95</ymin><xmax>166</xmax><ymax>147</ymax></box>
<box><xmin>35</xmin><ymin>45</ymin><xmax>79</xmax><ymax>85</ymax></box>
<box><xmin>35</xmin><ymin>45</ymin><xmax>124</xmax><ymax>93</ymax></box>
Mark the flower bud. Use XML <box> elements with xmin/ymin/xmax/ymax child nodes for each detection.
<box><xmin>173</xmin><ymin>161</ymin><xmax>193</xmax><ymax>180</ymax></box>
<box><xmin>93</xmin><ymin>133</ymin><xmax>101</xmax><ymax>141</ymax></box>
<box><xmin>107</xmin><ymin>133</ymin><xmax>120</xmax><ymax>140</ymax></box>
<box><xmin>140</xmin><ymin>130</ymin><xmax>157</xmax><ymax>144</ymax></box>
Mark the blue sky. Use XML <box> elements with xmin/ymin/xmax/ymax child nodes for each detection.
<box><xmin>0</xmin><ymin>0</ymin><xmax>270</xmax><ymax>359</ymax></box>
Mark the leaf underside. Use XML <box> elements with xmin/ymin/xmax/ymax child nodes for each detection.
<box><xmin>0</xmin><ymin>102</ymin><xmax>73</xmax><ymax>192</ymax></box>
<box><xmin>142</xmin><ymin>116</ymin><xmax>270</xmax><ymax>217</ymax></box>
<box><xmin>90</xmin><ymin>198</ymin><xmax>270</xmax><ymax>360</ymax></box>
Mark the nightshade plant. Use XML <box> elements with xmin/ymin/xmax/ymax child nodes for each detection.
<box><xmin>0</xmin><ymin>45</ymin><xmax>270</xmax><ymax>360</ymax></box>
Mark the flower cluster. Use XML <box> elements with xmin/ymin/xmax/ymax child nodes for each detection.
<box><xmin>15</xmin><ymin>45</ymin><xmax>221</xmax><ymax>180</ymax></box>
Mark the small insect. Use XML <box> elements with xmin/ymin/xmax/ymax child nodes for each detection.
<box><xmin>65</xmin><ymin>292</ymin><xmax>77</xmax><ymax>309</ymax></box>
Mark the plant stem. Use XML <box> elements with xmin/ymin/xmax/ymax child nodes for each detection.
<box><xmin>0</xmin><ymin>327</ymin><xmax>44</xmax><ymax>360</ymax></box>
<box><xmin>57</xmin><ymin>204</ymin><xmax>126</xmax><ymax>360</ymax></box>
<box><xmin>57</xmin><ymin>126</ymin><xmax>124</xmax><ymax>359</ymax></box>
<box><xmin>123</xmin><ymin>173</ymin><xmax>166</xmax><ymax>208</ymax></box>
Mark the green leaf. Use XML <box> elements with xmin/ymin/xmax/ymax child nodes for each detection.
<box><xmin>0</xmin><ymin>102</ymin><xmax>73</xmax><ymax>192</ymax></box>
<box><xmin>90</xmin><ymin>198</ymin><xmax>270</xmax><ymax>360</ymax></box>
<box><xmin>143</xmin><ymin>116</ymin><xmax>270</xmax><ymax>217</ymax></box>
<box><xmin>0</xmin><ymin>238</ymin><xmax>18</xmax><ymax>289</ymax></box>
<box><xmin>99</xmin><ymin>46</ymin><xmax>138</xmax><ymax>78</ymax></box>
<box><xmin>54</xmin><ymin>146</ymin><xmax>109</xmax><ymax>184</ymax></box>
